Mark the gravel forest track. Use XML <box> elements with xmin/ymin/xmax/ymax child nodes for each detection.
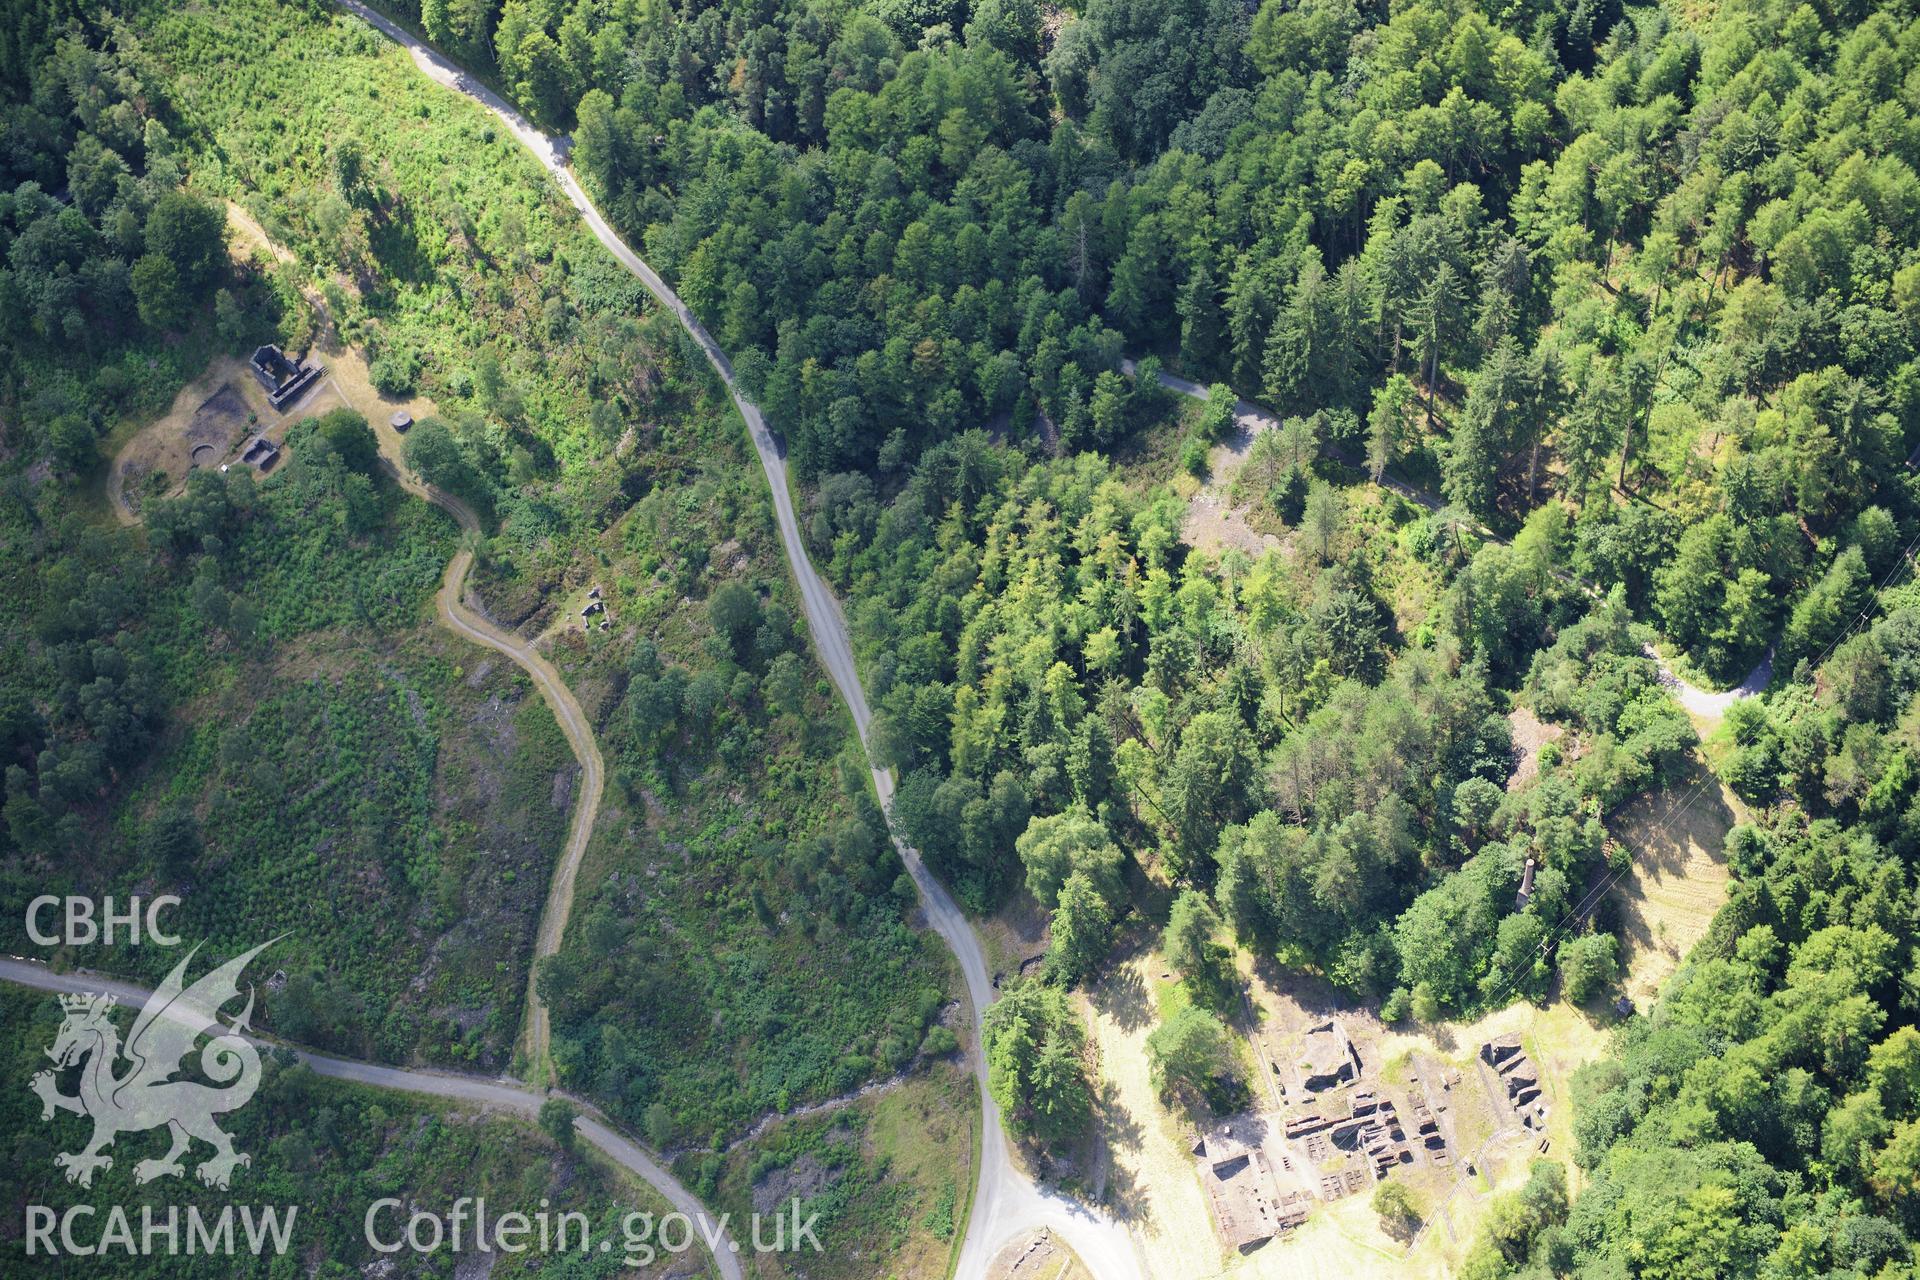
<box><xmin>0</xmin><ymin>955</ymin><xmax>743</xmax><ymax>1278</ymax></box>
<box><xmin>331</xmin><ymin>2</ymin><xmax>1147</xmax><ymax>1275</ymax></box>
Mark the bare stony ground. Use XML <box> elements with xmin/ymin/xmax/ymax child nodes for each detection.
<box><xmin>989</xmin><ymin>1229</ymin><xmax>1094</xmax><ymax>1279</ymax></box>
<box><xmin>109</xmin><ymin>202</ymin><xmax>440</xmax><ymax>522</ymax></box>
<box><xmin>1084</xmin><ymin>819</ymin><xmax>1735</xmax><ymax>1280</ymax></box>
<box><xmin>1505</xmin><ymin>706</ymin><xmax>1564</xmax><ymax>792</ymax></box>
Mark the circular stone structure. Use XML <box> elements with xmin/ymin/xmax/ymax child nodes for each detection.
<box><xmin>189</xmin><ymin>443</ymin><xmax>216</xmax><ymax>468</ymax></box>
<box><xmin>390</xmin><ymin>411</ymin><xmax>413</xmax><ymax>432</ymax></box>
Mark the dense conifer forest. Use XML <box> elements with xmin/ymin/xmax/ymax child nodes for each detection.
<box><xmin>9</xmin><ymin>0</ymin><xmax>1920</xmax><ymax>1273</ymax></box>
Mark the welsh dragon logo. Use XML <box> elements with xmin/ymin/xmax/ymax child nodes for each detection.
<box><xmin>30</xmin><ymin>939</ymin><xmax>277</xmax><ymax>1190</ymax></box>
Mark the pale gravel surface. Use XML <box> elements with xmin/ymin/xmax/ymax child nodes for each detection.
<box><xmin>330</xmin><ymin>3</ymin><xmax>1147</xmax><ymax>1274</ymax></box>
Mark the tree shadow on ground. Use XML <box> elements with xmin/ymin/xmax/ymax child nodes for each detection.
<box><xmin>1094</xmin><ymin>963</ymin><xmax>1153</xmax><ymax>1034</ymax></box>
<box><xmin>1094</xmin><ymin>1077</ymin><xmax>1153</xmax><ymax>1227</ymax></box>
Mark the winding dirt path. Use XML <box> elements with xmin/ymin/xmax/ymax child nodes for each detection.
<box><xmin>374</xmin><ymin>451</ymin><xmax>603</xmax><ymax>1085</ymax></box>
<box><xmin>92</xmin><ymin>324</ymin><xmax>638</xmax><ymax>1244</ymax></box>
<box><xmin>438</xmin><ymin>540</ymin><xmax>602</xmax><ymax>1085</ymax></box>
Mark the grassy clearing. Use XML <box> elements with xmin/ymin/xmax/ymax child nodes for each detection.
<box><xmin>987</xmin><ymin>1230</ymin><xmax>1096</xmax><ymax>1279</ymax></box>
<box><xmin>1600</xmin><ymin>757</ymin><xmax>1740</xmax><ymax>1006</ymax></box>
<box><xmin>1084</xmin><ymin>948</ymin><xmax>1224</xmax><ymax>1278</ymax></box>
